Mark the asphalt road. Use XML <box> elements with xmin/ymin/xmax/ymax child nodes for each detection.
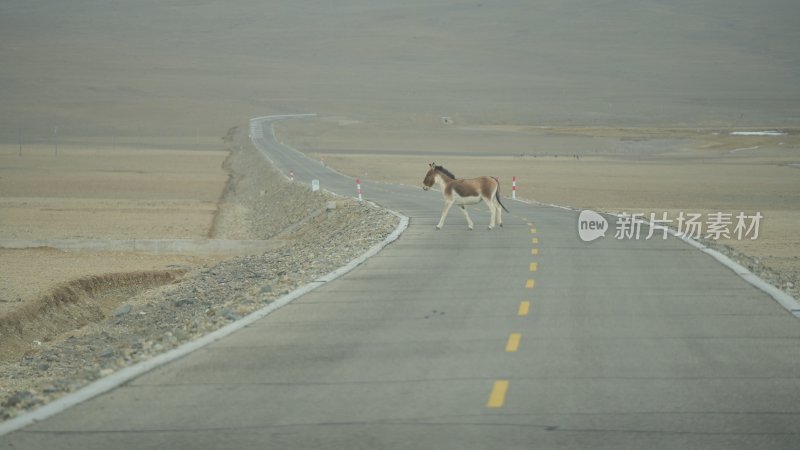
<box><xmin>2</xmin><ymin>116</ymin><xmax>799</xmax><ymax>449</ymax></box>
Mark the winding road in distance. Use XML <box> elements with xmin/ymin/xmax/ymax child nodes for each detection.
<box><xmin>2</xmin><ymin>115</ymin><xmax>798</xmax><ymax>450</ymax></box>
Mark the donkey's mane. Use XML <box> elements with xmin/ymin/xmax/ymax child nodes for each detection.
<box><xmin>435</xmin><ymin>165</ymin><xmax>456</xmax><ymax>180</ymax></box>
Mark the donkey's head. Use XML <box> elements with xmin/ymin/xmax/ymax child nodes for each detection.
<box><xmin>422</xmin><ymin>163</ymin><xmax>437</xmax><ymax>191</ymax></box>
<box><xmin>423</xmin><ymin>163</ymin><xmax>456</xmax><ymax>191</ymax></box>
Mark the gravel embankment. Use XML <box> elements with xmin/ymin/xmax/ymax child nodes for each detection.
<box><xmin>0</xmin><ymin>142</ymin><xmax>400</xmax><ymax>421</ymax></box>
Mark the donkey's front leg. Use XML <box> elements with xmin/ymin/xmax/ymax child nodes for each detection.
<box><xmin>459</xmin><ymin>205</ymin><xmax>474</xmax><ymax>230</ymax></box>
<box><xmin>436</xmin><ymin>200</ymin><xmax>455</xmax><ymax>230</ymax></box>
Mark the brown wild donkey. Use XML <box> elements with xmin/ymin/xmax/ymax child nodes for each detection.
<box><xmin>422</xmin><ymin>163</ymin><xmax>509</xmax><ymax>230</ymax></box>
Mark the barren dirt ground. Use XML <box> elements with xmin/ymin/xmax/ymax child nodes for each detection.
<box><xmin>0</xmin><ymin>145</ymin><xmax>230</xmax><ymax>314</ymax></box>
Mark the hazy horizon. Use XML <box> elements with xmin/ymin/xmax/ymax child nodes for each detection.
<box><xmin>1</xmin><ymin>0</ymin><xmax>798</xmax><ymax>141</ymax></box>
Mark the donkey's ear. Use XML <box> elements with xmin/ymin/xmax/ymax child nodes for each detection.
<box><xmin>429</xmin><ymin>162</ymin><xmax>436</xmax><ymax>168</ymax></box>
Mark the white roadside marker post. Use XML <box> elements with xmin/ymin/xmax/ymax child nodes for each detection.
<box><xmin>512</xmin><ymin>176</ymin><xmax>517</xmax><ymax>200</ymax></box>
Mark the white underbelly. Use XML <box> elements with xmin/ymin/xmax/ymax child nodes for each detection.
<box><xmin>453</xmin><ymin>193</ymin><xmax>481</xmax><ymax>205</ymax></box>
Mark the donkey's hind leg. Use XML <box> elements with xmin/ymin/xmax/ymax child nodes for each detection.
<box><xmin>485</xmin><ymin>197</ymin><xmax>497</xmax><ymax>230</ymax></box>
<box><xmin>486</xmin><ymin>191</ymin><xmax>503</xmax><ymax>229</ymax></box>
<box><xmin>459</xmin><ymin>205</ymin><xmax>474</xmax><ymax>230</ymax></box>
<box><xmin>495</xmin><ymin>200</ymin><xmax>504</xmax><ymax>228</ymax></box>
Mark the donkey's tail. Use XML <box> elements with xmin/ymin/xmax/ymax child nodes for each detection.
<box><xmin>492</xmin><ymin>177</ymin><xmax>510</xmax><ymax>212</ymax></box>
<box><xmin>497</xmin><ymin>193</ymin><xmax>510</xmax><ymax>213</ymax></box>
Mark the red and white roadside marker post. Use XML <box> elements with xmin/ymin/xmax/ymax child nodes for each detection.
<box><xmin>512</xmin><ymin>176</ymin><xmax>517</xmax><ymax>200</ymax></box>
<box><xmin>356</xmin><ymin>179</ymin><xmax>363</xmax><ymax>202</ymax></box>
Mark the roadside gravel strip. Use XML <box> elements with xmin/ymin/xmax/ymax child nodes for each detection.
<box><xmin>0</xmin><ymin>138</ymin><xmax>405</xmax><ymax>426</ymax></box>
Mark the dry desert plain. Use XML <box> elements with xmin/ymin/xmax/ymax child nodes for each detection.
<box><xmin>0</xmin><ymin>143</ymin><xmax>231</xmax><ymax>316</ymax></box>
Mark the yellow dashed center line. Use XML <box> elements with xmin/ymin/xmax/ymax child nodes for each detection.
<box><xmin>486</xmin><ymin>380</ymin><xmax>509</xmax><ymax>408</ymax></box>
<box><xmin>505</xmin><ymin>333</ymin><xmax>522</xmax><ymax>352</ymax></box>
<box><xmin>487</xmin><ymin>225</ymin><xmax>540</xmax><ymax>409</ymax></box>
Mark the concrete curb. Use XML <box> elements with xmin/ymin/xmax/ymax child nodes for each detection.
<box><xmin>673</xmin><ymin>231</ymin><xmax>800</xmax><ymax>318</ymax></box>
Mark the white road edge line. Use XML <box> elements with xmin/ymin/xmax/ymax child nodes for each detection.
<box><xmin>512</xmin><ymin>197</ymin><xmax>800</xmax><ymax>318</ymax></box>
<box><xmin>0</xmin><ymin>116</ymin><xmax>410</xmax><ymax>437</ymax></box>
